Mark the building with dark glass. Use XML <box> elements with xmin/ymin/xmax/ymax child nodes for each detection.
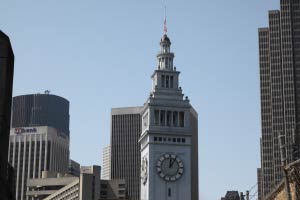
<box><xmin>258</xmin><ymin>0</ymin><xmax>300</xmax><ymax>198</ymax></box>
<box><xmin>12</xmin><ymin>93</ymin><xmax>70</xmax><ymax>137</ymax></box>
<box><xmin>0</xmin><ymin>30</ymin><xmax>15</xmax><ymax>200</ymax></box>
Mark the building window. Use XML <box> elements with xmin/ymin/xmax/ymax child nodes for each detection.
<box><xmin>166</xmin><ymin>76</ymin><xmax>169</xmax><ymax>88</ymax></box>
<box><xmin>173</xmin><ymin>111</ymin><xmax>178</xmax><ymax>127</ymax></box>
<box><xmin>118</xmin><ymin>184</ymin><xmax>125</xmax><ymax>188</ymax></box>
<box><xmin>173</xmin><ymin>138</ymin><xmax>176</xmax><ymax>142</ymax></box>
<box><xmin>170</xmin><ymin>76</ymin><xmax>174</xmax><ymax>88</ymax></box>
<box><xmin>179</xmin><ymin>111</ymin><xmax>185</xmax><ymax>127</ymax></box>
<box><xmin>154</xmin><ymin>110</ymin><xmax>159</xmax><ymax>126</ymax></box>
<box><xmin>162</xmin><ymin>75</ymin><xmax>165</xmax><ymax>87</ymax></box>
<box><xmin>168</xmin><ymin>188</ymin><xmax>171</xmax><ymax>197</ymax></box>
<box><xmin>160</xmin><ymin>111</ymin><xmax>165</xmax><ymax>126</ymax></box>
<box><xmin>177</xmin><ymin>138</ymin><xmax>181</xmax><ymax>143</ymax></box>
<box><xmin>154</xmin><ymin>137</ymin><xmax>157</xmax><ymax>141</ymax></box>
<box><xmin>118</xmin><ymin>190</ymin><xmax>125</xmax><ymax>194</ymax></box>
<box><xmin>159</xmin><ymin>137</ymin><xmax>162</xmax><ymax>142</ymax></box>
<box><xmin>182</xmin><ymin>138</ymin><xmax>186</xmax><ymax>143</ymax></box>
<box><xmin>167</xmin><ymin>111</ymin><xmax>171</xmax><ymax>126</ymax></box>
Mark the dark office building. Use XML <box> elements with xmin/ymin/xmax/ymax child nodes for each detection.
<box><xmin>0</xmin><ymin>30</ymin><xmax>15</xmax><ymax>200</ymax></box>
<box><xmin>221</xmin><ymin>191</ymin><xmax>241</xmax><ymax>200</ymax></box>
<box><xmin>258</xmin><ymin>0</ymin><xmax>300</xmax><ymax>198</ymax></box>
<box><xmin>12</xmin><ymin>93</ymin><xmax>70</xmax><ymax>136</ymax></box>
<box><xmin>110</xmin><ymin>107</ymin><xmax>142</xmax><ymax>200</ymax></box>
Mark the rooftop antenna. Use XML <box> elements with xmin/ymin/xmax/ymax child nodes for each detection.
<box><xmin>163</xmin><ymin>4</ymin><xmax>167</xmax><ymax>35</ymax></box>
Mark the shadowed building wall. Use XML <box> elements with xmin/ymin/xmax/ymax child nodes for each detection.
<box><xmin>0</xmin><ymin>30</ymin><xmax>15</xmax><ymax>200</ymax></box>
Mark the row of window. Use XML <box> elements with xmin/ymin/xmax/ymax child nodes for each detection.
<box><xmin>154</xmin><ymin>110</ymin><xmax>185</xmax><ymax>127</ymax></box>
<box><xmin>154</xmin><ymin>137</ymin><xmax>186</xmax><ymax>144</ymax></box>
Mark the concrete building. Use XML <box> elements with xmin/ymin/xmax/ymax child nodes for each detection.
<box><xmin>26</xmin><ymin>171</ymin><xmax>78</xmax><ymax>199</ymax></box>
<box><xmin>0</xmin><ymin>30</ymin><xmax>15</xmax><ymax>200</ymax></box>
<box><xmin>80</xmin><ymin>166</ymin><xmax>101</xmax><ymax>200</ymax></box>
<box><xmin>110</xmin><ymin>107</ymin><xmax>143</xmax><ymax>200</ymax></box>
<box><xmin>9</xmin><ymin>126</ymin><xmax>70</xmax><ymax>200</ymax></box>
<box><xmin>69</xmin><ymin>159</ymin><xmax>80</xmax><ymax>177</ymax></box>
<box><xmin>258</xmin><ymin>0</ymin><xmax>300</xmax><ymax>198</ymax></box>
<box><xmin>100</xmin><ymin>179</ymin><xmax>127</xmax><ymax>199</ymax></box>
<box><xmin>26</xmin><ymin>165</ymin><xmax>101</xmax><ymax>200</ymax></box>
<box><xmin>139</xmin><ymin>33</ymin><xmax>199</xmax><ymax>200</ymax></box>
<box><xmin>12</xmin><ymin>93</ymin><xmax>70</xmax><ymax>137</ymax></box>
<box><xmin>102</xmin><ymin>145</ymin><xmax>111</xmax><ymax>180</ymax></box>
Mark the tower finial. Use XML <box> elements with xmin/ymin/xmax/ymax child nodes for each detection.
<box><xmin>163</xmin><ymin>5</ymin><xmax>167</xmax><ymax>34</ymax></box>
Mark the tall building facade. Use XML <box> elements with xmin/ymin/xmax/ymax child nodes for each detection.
<box><xmin>139</xmin><ymin>34</ymin><xmax>198</xmax><ymax>200</ymax></box>
<box><xmin>0</xmin><ymin>30</ymin><xmax>15</xmax><ymax>200</ymax></box>
<box><xmin>9</xmin><ymin>126</ymin><xmax>69</xmax><ymax>200</ymax></box>
<box><xmin>110</xmin><ymin>107</ymin><xmax>143</xmax><ymax>200</ymax></box>
<box><xmin>102</xmin><ymin>145</ymin><xmax>111</xmax><ymax>180</ymax></box>
<box><xmin>12</xmin><ymin>93</ymin><xmax>70</xmax><ymax>137</ymax></box>
<box><xmin>258</xmin><ymin>0</ymin><xmax>300</xmax><ymax>198</ymax></box>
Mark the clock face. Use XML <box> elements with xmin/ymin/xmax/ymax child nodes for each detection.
<box><xmin>156</xmin><ymin>154</ymin><xmax>184</xmax><ymax>182</ymax></box>
<box><xmin>141</xmin><ymin>157</ymin><xmax>148</xmax><ymax>185</ymax></box>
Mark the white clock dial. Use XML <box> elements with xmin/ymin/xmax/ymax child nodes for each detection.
<box><xmin>156</xmin><ymin>154</ymin><xmax>184</xmax><ymax>181</ymax></box>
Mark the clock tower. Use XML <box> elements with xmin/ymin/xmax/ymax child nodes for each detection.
<box><xmin>139</xmin><ymin>33</ymin><xmax>198</xmax><ymax>200</ymax></box>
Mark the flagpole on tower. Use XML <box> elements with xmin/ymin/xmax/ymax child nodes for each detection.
<box><xmin>163</xmin><ymin>4</ymin><xmax>167</xmax><ymax>35</ymax></box>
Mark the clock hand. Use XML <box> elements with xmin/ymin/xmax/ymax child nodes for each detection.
<box><xmin>170</xmin><ymin>157</ymin><xmax>176</xmax><ymax>167</ymax></box>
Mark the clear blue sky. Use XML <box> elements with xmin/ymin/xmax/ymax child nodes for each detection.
<box><xmin>1</xmin><ymin>0</ymin><xmax>280</xmax><ymax>199</ymax></box>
